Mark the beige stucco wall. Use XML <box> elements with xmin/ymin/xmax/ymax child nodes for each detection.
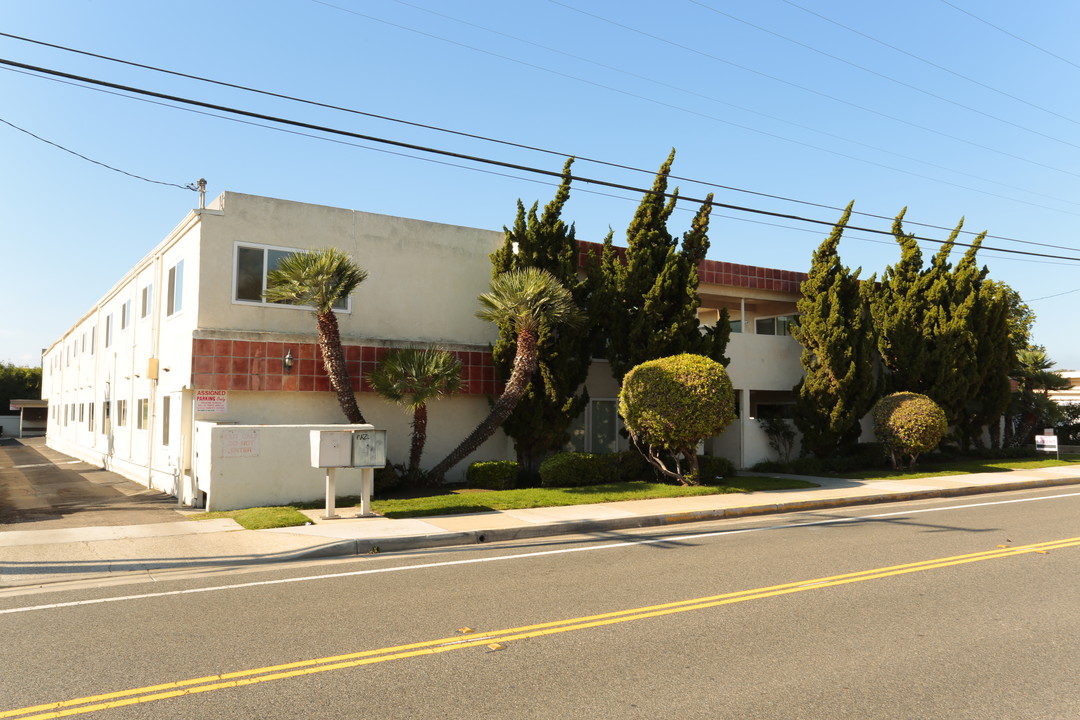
<box><xmin>725</xmin><ymin>332</ymin><xmax>803</xmax><ymax>390</ymax></box>
<box><xmin>195</xmin><ymin>192</ymin><xmax>503</xmax><ymax>347</ymax></box>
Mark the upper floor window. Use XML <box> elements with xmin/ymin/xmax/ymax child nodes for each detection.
<box><xmin>234</xmin><ymin>244</ymin><xmax>347</xmax><ymax>310</ymax></box>
<box><xmin>754</xmin><ymin>315</ymin><xmax>798</xmax><ymax>336</ymax></box>
<box><xmin>105</xmin><ymin>313</ymin><xmax>114</xmax><ymax>348</ymax></box>
<box><xmin>167</xmin><ymin>261</ymin><xmax>184</xmax><ymax>316</ymax></box>
<box><xmin>141</xmin><ymin>284</ymin><xmax>153</xmax><ymax>318</ymax></box>
<box><xmin>121</xmin><ymin>300</ymin><xmax>132</xmax><ymax>330</ymax></box>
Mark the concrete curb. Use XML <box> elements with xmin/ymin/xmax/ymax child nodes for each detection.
<box><xmin>280</xmin><ymin>474</ymin><xmax>1080</xmax><ymax>560</ymax></box>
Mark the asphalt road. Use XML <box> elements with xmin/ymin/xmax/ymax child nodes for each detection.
<box><xmin>3</xmin><ymin>486</ymin><xmax>1080</xmax><ymax>719</ymax></box>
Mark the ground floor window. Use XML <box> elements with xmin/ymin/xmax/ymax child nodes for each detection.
<box><xmin>137</xmin><ymin>399</ymin><xmax>149</xmax><ymax>430</ymax></box>
<box><xmin>162</xmin><ymin>395</ymin><xmax>171</xmax><ymax>446</ymax></box>
<box><xmin>567</xmin><ymin>399</ymin><xmax>628</xmax><ymax>454</ymax></box>
<box><xmin>116</xmin><ymin>400</ymin><xmax>128</xmax><ymax>427</ymax></box>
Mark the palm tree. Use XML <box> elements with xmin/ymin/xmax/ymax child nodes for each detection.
<box><xmin>265</xmin><ymin>248</ymin><xmax>369</xmax><ymax>424</ymax></box>
<box><xmin>427</xmin><ymin>268</ymin><xmax>583</xmax><ymax>484</ymax></box>
<box><xmin>1007</xmin><ymin>345</ymin><xmax>1069</xmax><ymax>445</ymax></box>
<box><xmin>367</xmin><ymin>347</ymin><xmax>461</xmax><ymax>482</ymax></box>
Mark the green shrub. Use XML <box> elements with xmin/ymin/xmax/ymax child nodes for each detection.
<box><xmin>539</xmin><ymin>452</ymin><xmax>620</xmax><ymax>487</ymax></box>
<box><xmin>695</xmin><ymin>455</ymin><xmax>737</xmax><ymax>485</ymax></box>
<box><xmin>873</xmin><ymin>392</ymin><xmax>948</xmax><ymax>469</ymax></box>
<box><xmin>466</xmin><ymin>461</ymin><xmax>520</xmax><ymax>490</ymax></box>
<box><xmin>751</xmin><ymin>459</ymin><xmax>792</xmax><ymax>473</ymax></box>
<box><xmin>374</xmin><ymin>464</ymin><xmax>404</xmax><ymax>495</ymax></box>
<box><xmin>619</xmin><ymin>354</ymin><xmax>736</xmax><ymax>484</ymax></box>
<box><xmin>792</xmin><ymin>457</ymin><xmax>825</xmax><ymax>475</ymax></box>
<box><xmin>613</xmin><ymin>449</ymin><xmax>658</xmax><ymax>482</ymax></box>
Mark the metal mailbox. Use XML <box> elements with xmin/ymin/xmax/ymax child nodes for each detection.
<box><xmin>310</xmin><ymin>430</ymin><xmax>356</xmax><ymax>468</ymax></box>
<box><xmin>351</xmin><ymin>429</ymin><xmax>387</xmax><ymax>468</ymax></box>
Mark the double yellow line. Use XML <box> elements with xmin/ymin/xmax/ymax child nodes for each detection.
<box><xmin>6</xmin><ymin>536</ymin><xmax>1078</xmax><ymax>719</ymax></box>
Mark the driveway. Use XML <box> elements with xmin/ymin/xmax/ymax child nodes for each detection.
<box><xmin>0</xmin><ymin>437</ymin><xmax>185</xmax><ymax>530</ymax></box>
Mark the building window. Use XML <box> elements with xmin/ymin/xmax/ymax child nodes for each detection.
<box><xmin>88</xmin><ymin>402</ymin><xmax>95</xmax><ymax>432</ymax></box>
<box><xmin>162</xmin><ymin>395</ymin><xmax>171</xmax><ymax>446</ymax></box>
<box><xmin>141</xmin><ymin>284</ymin><xmax>153</xmax><ymax>318</ymax></box>
<box><xmin>102</xmin><ymin>401</ymin><xmax>109</xmax><ymax>434</ymax></box>
<box><xmin>234</xmin><ymin>244</ymin><xmax>347</xmax><ymax>310</ymax></box>
<box><xmin>105</xmin><ymin>313</ymin><xmax>114</xmax><ymax>348</ymax></box>
<box><xmin>121</xmin><ymin>300</ymin><xmax>132</xmax><ymax>330</ymax></box>
<box><xmin>566</xmin><ymin>399</ymin><xmax>627</xmax><ymax>454</ymax></box>
<box><xmin>116</xmin><ymin>399</ymin><xmax>128</xmax><ymax>427</ymax></box>
<box><xmin>79</xmin><ymin>404</ymin><xmax>85</xmax><ymax>423</ymax></box>
<box><xmin>754</xmin><ymin>316</ymin><xmax>797</xmax><ymax>336</ymax></box>
<box><xmin>136</xmin><ymin>399</ymin><xmax>149</xmax><ymax>430</ymax></box>
<box><xmin>90</xmin><ymin>327</ymin><xmax>95</xmax><ymax>355</ymax></box>
<box><xmin>167</xmin><ymin>260</ymin><xmax>184</xmax><ymax>316</ymax></box>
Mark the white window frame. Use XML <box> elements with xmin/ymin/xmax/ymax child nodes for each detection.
<box><xmin>121</xmin><ymin>300</ymin><xmax>132</xmax><ymax>331</ymax></box>
<box><xmin>136</xmin><ymin>398</ymin><xmax>149</xmax><ymax>430</ymax></box>
<box><xmin>167</xmin><ymin>260</ymin><xmax>184</xmax><ymax>316</ymax></box>
<box><xmin>141</xmin><ymin>284</ymin><xmax>153</xmax><ymax>318</ymax></box>
<box><xmin>232</xmin><ymin>242</ymin><xmax>350</xmax><ymax>312</ymax></box>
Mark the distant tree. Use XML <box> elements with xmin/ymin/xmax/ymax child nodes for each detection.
<box><xmin>619</xmin><ymin>354</ymin><xmax>735</xmax><ymax>485</ymax></box>
<box><xmin>265</xmin><ymin>248</ymin><xmax>368</xmax><ymax>424</ymax></box>
<box><xmin>427</xmin><ymin>268</ymin><xmax>583</xmax><ymax>484</ymax></box>
<box><xmin>602</xmin><ymin>150</ymin><xmax>729</xmax><ymax>384</ymax></box>
<box><xmin>872</xmin><ymin>392</ymin><xmax>947</xmax><ymax>469</ymax></box>
<box><xmin>1007</xmin><ymin>345</ymin><xmax>1068</xmax><ymax>445</ymax></box>
<box><xmin>367</xmin><ymin>347</ymin><xmax>461</xmax><ymax>483</ymax></box>
<box><xmin>0</xmin><ymin>363</ymin><xmax>42</xmax><ymax>414</ymax></box>
<box><xmin>791</xmin><ymin>203</ymin><xmax>879</xmax><ymax>458</ymax></box>
<box><xmin>489</xmin><ymin>159</ymin><xmax>597</xmax><ymax>477</ymax></box>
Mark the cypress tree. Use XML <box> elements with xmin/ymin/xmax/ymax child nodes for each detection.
<box><xmin>868</xmin><ymin>208</ymin><xmax>929</xmax><ymax>395</ymax></box>
<box><xmin>791</xmin><ymin>203</ymin><xmax>879</xmax><ymax>458</ymax></box>
<box><xmin>917</xmin><ymin>221</ymin><xmax>983</xmax><ymax>425</ymax></box>
<box><xmin>489</xmin><ymin>158</ymin><xmax>596</xmax><ymax>476</ymax></box>
<box><xmin>958</xmin><ymin>276</ymin><xmax>1014</xmax><ymax>448</ymax></box>
<box><xmin>604</xmin><ymin>150</ymin><xmax>729</xmax><ymax>383</ymax></box>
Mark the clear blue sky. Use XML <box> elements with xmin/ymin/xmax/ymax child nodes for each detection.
<box><xmin>3</xmin><ymin>1</ymin><xmax>1079</xmax><ymax>369</ymax></box>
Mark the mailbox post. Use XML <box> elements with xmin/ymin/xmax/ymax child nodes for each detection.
<box><xmin>310</xmin><ymin>426</ymin><xmax>387</xmax><ymax>519</ymax></box>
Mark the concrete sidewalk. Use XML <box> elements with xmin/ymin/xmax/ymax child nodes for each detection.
<box><xmin>3</xmin><ymin>465</ymin><xmax>1080</xmax><ymax>591</ymax></box>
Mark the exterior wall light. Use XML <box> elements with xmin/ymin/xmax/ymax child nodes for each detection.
<box><xmin>284</xmin><ymin>349</ymin><xmax>295</xmax><ymax>373</ymax></box>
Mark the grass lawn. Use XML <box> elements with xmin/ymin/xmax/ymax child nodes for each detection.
<box><xmin>834</xmin><ymin>454</ymin><xmax>1080</xmax><ymax>481</ymax></box>
<box><xmin>368</xmin><ymin>477</ymin><xmax>818</xmax><ymax>519</ymax></box>
<box><xmin>188</xmin><ymin>506</ymin><xmax>312</xmax><ymax>530</ymax></box>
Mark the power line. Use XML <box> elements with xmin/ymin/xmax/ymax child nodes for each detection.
<box><xmin>688</xmin><ymin>0</ymin><xmax>1080</xmax><ymax>148</ymax></box>
<box><xmin>547</xmin><ymin>0</ymin><xmax>1080</xmax><ymax>181</ymax></box>
<box><xmin>780</xmin><ymin>0</ymin><xmax>1080</xmax><ymax>128</ymax></box>
<box><xmin>939</xmin><ymin>0</ymin><xmax>1080</xmax><ymax>73</ymax></box>
<box><xmin>3</xmin><ymin>55</ymin><xmax>1079</xmax><ymax>264</ymax></box>
<box><xmin>5</xmin><ymin>29</ymin><xmax>1080</xmax><ymax>248</ymax></box>
<box><xmin>0</xmin><ymin>116</ymin><xmax>195</xmax><ymax>190</ymax></box>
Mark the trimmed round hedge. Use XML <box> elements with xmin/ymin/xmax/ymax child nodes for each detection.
<box><xmin>872</xmin><ymin>392</ymin><xmax>947</xmax><ymax>468</ymax></box>
<box><xmin>619</xmin><ymin>354</ymin><xmax>736</xmax><ymax>452</ymax></box>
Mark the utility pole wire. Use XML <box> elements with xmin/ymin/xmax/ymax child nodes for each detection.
<box><xmin>2</xmin><ymin>56</ymin><xmax>1078</xmax><ymax>263</ymax></box>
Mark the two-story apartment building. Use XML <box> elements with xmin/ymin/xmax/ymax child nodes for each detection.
<box><xmin>42</xmin><ymin>192</ymin><xmax>806</xmax><ymax>508</ymax></box>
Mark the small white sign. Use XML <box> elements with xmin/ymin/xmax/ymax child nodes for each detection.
<box><xmin>223</xmin><ymin>428</ymin><xmax>259</xmax><ymax>458</ymax></box>
<box><xmin>195</xmin><ymin>390</ymin><xmax>228</xmax><ymax>413</ymax></box>
<box><xmin>1035</xmin><ymin>434</ymin><xmax>1059</xmax><ymax>452</ymax></box>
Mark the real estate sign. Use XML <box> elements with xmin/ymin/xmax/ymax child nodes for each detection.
<box><xmin>1035</xmin><ymin>434</ymin><xmax>1059</xmax><ymax>453</ymax></box>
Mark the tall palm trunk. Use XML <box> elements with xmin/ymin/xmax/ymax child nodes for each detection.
<box><xmin>409</xmin><ymin>403</ymin><xmax>428</xmax><ymax>478</ymax></box>
<box><xmin>427</xmin><ymin>329</ymin><xmax>538</xmax><ymax>484</ymax></box>
<box><xmin>316</xmin><ymin>311</ymin><xmax>366</xmax><ymax>424</ymax></box>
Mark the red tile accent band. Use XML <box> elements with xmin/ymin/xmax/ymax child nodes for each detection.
<box><xmin>190</xmin><ymin>339</ymin><xmax>504</xmax><ymax>397</ymax></box>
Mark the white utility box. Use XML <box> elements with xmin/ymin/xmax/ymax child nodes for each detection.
<box><xmin>352</xmin><ymin>429</ymin><xmax>387</xmax><ymax>468</ymax></box>
<box><xmin>310</xmin><ymin>429</ymin><xmax>362</xmax><ymax>468</ymax></box>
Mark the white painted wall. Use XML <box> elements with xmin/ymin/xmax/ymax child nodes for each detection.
<box><xmin>192</xmin><ymin>423</ymin><xmax>376</xmax><ymax>511</ymax></box>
